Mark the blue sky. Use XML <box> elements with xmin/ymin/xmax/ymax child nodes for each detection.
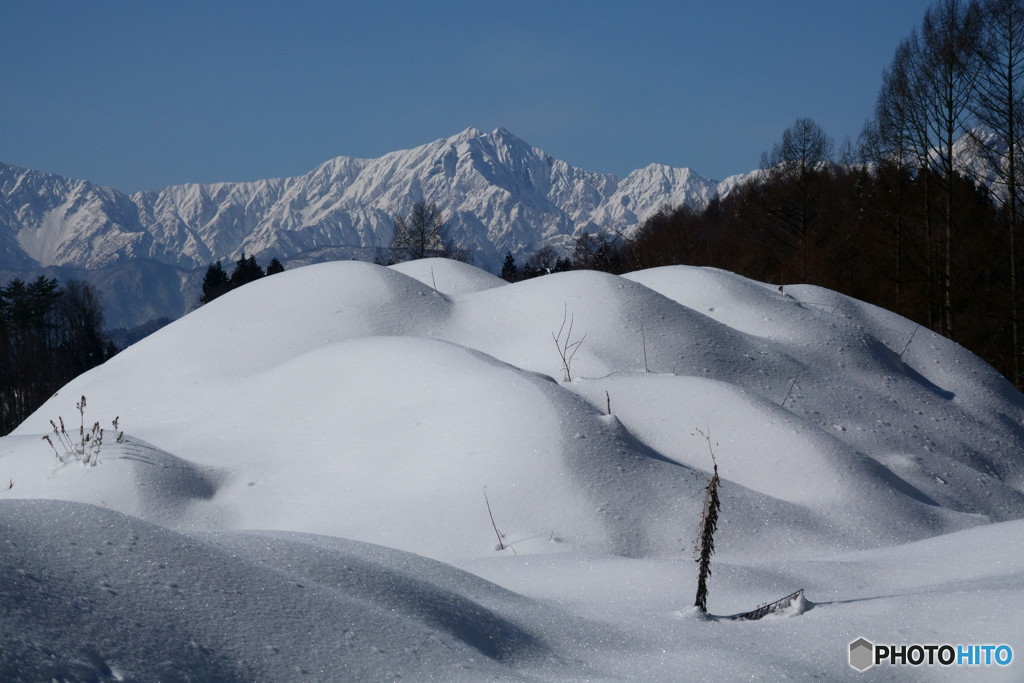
<box><xmin>1</xmin><ymin>0</ymin><xmax>935</xmax><ymax>192</ymax></box>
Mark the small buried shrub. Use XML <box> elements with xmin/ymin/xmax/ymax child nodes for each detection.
<box><xmin>693</xmin><ymin>429</ymin><xmax>721</xmax><ymax>613</ymax></box>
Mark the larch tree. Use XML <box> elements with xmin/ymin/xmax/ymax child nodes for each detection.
<box><xmin>920</xmin><ymin>0</ymin><xmax>984</xmax><ymax>339</ymax></box>
<box><xmin>392</xmin><ymin>201</ymin><xmax>447</xmax><ymax>261</ymax></box>
<box><xmin>759</xmin><ymin>117</ymin><xmax>835</xmax><ymax>282</ymax></box>
<box><xmin>971</xmin><ymin>0</ymin><xmax>1024</xmax><ymax>388</ymax></box>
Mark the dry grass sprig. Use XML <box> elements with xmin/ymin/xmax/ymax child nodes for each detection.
<box><xmin>41</xmin><ymin>396</ymin><xmax>121</xmax><ymax>466</ymax></box>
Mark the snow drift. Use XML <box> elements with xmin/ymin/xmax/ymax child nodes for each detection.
<box><xmin>2</xmin><ymin>258</ymin><xmax>1023</xmax><ymax>680</ymax></box>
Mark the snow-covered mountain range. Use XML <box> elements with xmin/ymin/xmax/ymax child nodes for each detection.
<box><xmin>0</xmin><ymin>127</ymin><xmax>732</xmax><ymax>275</ymax></box>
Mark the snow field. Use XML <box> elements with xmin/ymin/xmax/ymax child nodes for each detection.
<box><xmin>2</xmin><ymin>257</ymin><xmax>1023</xmax><ymax>680</ymax></box>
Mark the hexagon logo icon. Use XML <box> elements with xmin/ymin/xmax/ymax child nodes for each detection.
<box><xmin>849</xmin><ymin>637</ymin><xmax>875</xmax><ymax>671</ymax></box>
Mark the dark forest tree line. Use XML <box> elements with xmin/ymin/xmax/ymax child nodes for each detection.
<box><xmin>500</xmin><ymin>246</ymin><xmax>574</xmax><ymax>281</ymax></box>
<box><xmin>582</xmin><ymin>132</ymin><xmax>1016</xmax><ymax>390</ymax></box>
<box><xmin>626</xmin><ymin>153</ymin><xmax>1011</xmax><ymax>377</ymax></box>
<box><xmin>1</xmin><ymin>277</ymin><xmax>116</xmax><ymax>434</ymax></box>
<box><xmin>200</xmin><ymin>253</ymin><xmax>285</xmax><ymax>305</ymax></box>
<box><xmin>866</xmin><ymin>0</ymin><xmax>1023</xmax><ymax>385</ymax></box>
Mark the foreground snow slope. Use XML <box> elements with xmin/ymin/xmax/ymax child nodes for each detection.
<box><xmin>2</xmin><ymin>258</ymin><xmax>1023</xmax><ymax>680</ymax></box>
<box><xmin>0</xmin><ymin>499</ymin><xmax>597</xmax><ymax>681</ymax></box>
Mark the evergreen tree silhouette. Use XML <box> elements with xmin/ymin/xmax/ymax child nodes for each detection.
<box><xmin>1</xmin><ymin>277</ymin><xmax>114</xmax><ymax>433</ymax></box>
<box><xmin>266</xmin><ymin>257</ymin><xmax>285</xmax><ymax>275</ymax></box>
<box><xmin>229</xmin><ymin>253</ymin><xmax>265</xmax><ymax>289</ymax></box>
<box><xmin>200</xmin><ymin>261</ymin><xmax>232</xmax><ymax>304</ymax></box>
<box><xmin>500</xmin><ymin>251</ymin><xmax>519</xmax><ymax>282</ymax></box>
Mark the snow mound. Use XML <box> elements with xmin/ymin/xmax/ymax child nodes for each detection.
<box><xmin>3</xmin><ymin>258</ymin><xmax>1024</xmax><ymax>680</ymax></box>
<box><xmin>389</xmin><ymin>257</ymin><xmax>506</xmax><ymax>297</ymax></box>
<box><xmin>0</xmin><ymin>500</ymin><xmax>583</xmax><ymax>681</ymax></box>
<box><xmin>9</xmin><ymin>260</ymin><xmax>1023</xmax><ymax>561</ymax></box>
<box><xmin>1</xmin><ymin>435</ymin><xmax>225</xmax><ymax>528</ymax></box>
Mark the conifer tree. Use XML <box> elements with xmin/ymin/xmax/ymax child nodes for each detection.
<box><xmin>500</xmin><ymin>251</ymin><xmax>519</xmax><ymax>282</ymax></box>
<box><xmin>229</xmin><ymin>253</ymin><xmax>265</xmax><ymax>289</ymax></box>
<box><xmin>1</xmin><ymin>277</ymin><xmax>114</xmax><ymax>434</ymax></box>
<box><xmin>200</xmin><ymin>261</ymin><xmax>231</xmax><ymax>304</ymax></box>
<box><xmin>266</xmin><ymin>257</ymin><xmax>285</xmax><ymax>275</ymax></box>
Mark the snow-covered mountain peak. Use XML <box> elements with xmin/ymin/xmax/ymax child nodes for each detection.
<box><xmin>0</xmin><ymin>130</ymin><xmax>750</xmax><ymax>326</ymax></box>
<box><xmin>454</xmin><ymin>125</ymin><xmax>485</xmax><ymax>139</ymax></box>
<box><xmin>1</xmin><ymin>129</ymin><xmax>726</xmax><ymax>275</ymax></box>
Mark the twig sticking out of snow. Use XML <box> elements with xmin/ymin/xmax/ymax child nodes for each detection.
<box><xmin>781</xmin><ymin>372</ymin><xmax>802</xmax><ymax>409</ymax></box>
<box><xmin>899</xmin><ymin>325</ymin><xmax>920</xmax><ymax>360</ymax></box>
<box><xmin>640</xmin><ymin>320</ymin><xmax>649</xmax><ymax>373</ymax></box>
<box><xmin>729</xmin><ymin>588</ymin><xmax>809</xmax><ymax>620</ymax></box>
<box><xmin>552</xmin><ymin>303</ymin><xmax>586</xmax><ymax>382</ymax></box>
<box><xmin>484</xmin><ymin>489</ymin><xmax>507</xmax><ymax>551</ymax></box>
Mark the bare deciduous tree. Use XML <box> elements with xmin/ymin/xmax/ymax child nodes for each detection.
<box><xmin>759</xmin><ymin>117</ymin><xmax>835</xmax><ymax>281</ymax></box>
<box><xmin>971</xmin><ymin>0</ymin><xmax>1024</xmax><ymax>388</ymax></box>
<box><xmin>391</xmin><ymin>201</ymin><xmax>447</xmax><ymax>261</ymax></box>
<box><xmin>390</xmin><ymin>200</ymin><xmax>472</xmax><ymax>264</ymax></box>
<box><xmin>871</xmin><ymin>1</ymin><xmax>984</xmax><ymax>340</ymax></box>
<box><xmin>921</xmin><ymin>0</ymin><xmax>985</xmax><ymax>339</ymax></box>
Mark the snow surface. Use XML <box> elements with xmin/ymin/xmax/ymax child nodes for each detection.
<box><xmin>2</xmin><ymin>257</ymin><xmax>1023</xmax><ymax>680</ymax></box>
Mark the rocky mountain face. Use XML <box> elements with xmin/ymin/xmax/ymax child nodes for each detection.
<box><xmin>0</xmin><ymin>127</ymin><xmax>741</xmax><ymax>326</ymax></box>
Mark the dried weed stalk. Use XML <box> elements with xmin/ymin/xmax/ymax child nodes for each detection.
<box><xmin>41</xmin><ymin>396</ymin><xmax>123</xmax><ymax>466</ymax></box>
<box><xmin>552</xmin><ymin>303</ymin><xmax>586</xmax><ymax>382</ymax></box>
